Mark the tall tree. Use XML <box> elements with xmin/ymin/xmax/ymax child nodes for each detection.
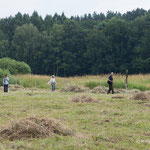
<box><xmin>12</xmin><ymin>23</ymin><xmax>41</xmax><ymax>72</ymax></box>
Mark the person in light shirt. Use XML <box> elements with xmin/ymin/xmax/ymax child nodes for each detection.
<box><xmin>3</xmin><ymin>74</ymin><xmax>9</xmax><ymax>92</ymax></box>
<box><xmin>48</xmin><ymin>75</ymin><xmax>56</xmax><ymax>91</ymax></box>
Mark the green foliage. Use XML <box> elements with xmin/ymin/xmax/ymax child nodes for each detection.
<box><xmin>0</xmin><ymin>9</ymin><xmax>150</xmax><ymax>75</ymax></box>
<box><xmin>0</xmin><ymin>68</ymin><xmax>19</xmax><ymax>85</ymax></box>
<box><xmin>0</xmin><ymin>58</ymin><xmax>31</xmax><ymax>75</ymax></box>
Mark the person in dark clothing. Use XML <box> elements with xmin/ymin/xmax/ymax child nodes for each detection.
<box><xmin>107</xmin><ymin>72</ymin><xmax>114</xmax><ymax>94</ymax></box>
<box><xmin>3</xmin><ymin>74</ymin><xmax>9</xmax><ymax>92</ymax></box>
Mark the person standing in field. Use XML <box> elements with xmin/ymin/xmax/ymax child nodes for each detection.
<box><xmin>107</xmin><ymin>72</ymin><xmax>114</xmax><ymax>94</ymax></box>
<box><xmin>48</xmin><ymin>75</ymin><xmax>56</xmax><ymax>91</ymax></box>
<box><xmin>3</xmin><ymin>74</ymin><xmax>9</xmax><ymax>92</ymax></box>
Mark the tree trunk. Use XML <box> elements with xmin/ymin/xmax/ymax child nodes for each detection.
<box><xmin>56</xmin><ymin>67</ymin><xmax>59</xmax><ymax>76</ymax></box>
<box><xmin>125</xmin><ymin>69</ymin><xmax>128</xmax><ymax>90</ymax></box>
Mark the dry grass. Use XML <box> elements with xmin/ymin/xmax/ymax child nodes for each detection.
<box><xmin>144</xmin><ymin>103</ymin><xmax>150</xmax><ymax>107</ymax></box>
<box><xmin>123</xmin><ymin>89</ymin><xmax>141</xmax><ymax>94</ymax></box>
<box><xmin>1</xmin><ymin>74</ymin><xmax>150</xmax><ymax>149</ymax></box>
<box><xmin>112</xmin><ymin>95</ymin><xmax>124</xmax><ymax>99</ymax></box>
<box><xmin>16</xmin><ymin>74</ymin><xmax>150</xmax><ymax>91</ymax></box>
<box><xmin>0</xmin><ymin>84</ymin><xmax>24</xmax><ymax>91</ymax></box>
<box><xmin>0</xmin><ymin>117</ymin><xmax>74</xmax><ymax>141</ymax></box>
<box><xmin>71</xmin><ymin>95</ymin><xmax>99</xmax><ymax>103</ymax></box>
<box><xmin>61</xmin><ymin>85</ymin><xmax>89</xmax><ymax>92</ymax></box>
<box><xmin>90</xmin><ymin>86</ymin><xmax>108</xmax><ymax>94</ymax></box>
<box><xmin>90</xmin><ymin>86</ymin><xmax>141</xmax><ymax>94</ymax></box>
<box><xmin>133</xmin><ymin>92</ymin><xmax>150</xmax><ymax>101</ymax></box>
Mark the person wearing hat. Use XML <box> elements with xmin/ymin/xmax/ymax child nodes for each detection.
<box><xmin>48</xmin><ymin>75</ymin><xmax>56</xmax><ymax>91</ymax></box>
<box><xmin>107</xmin><ymin>72</ymin><xmax>114</xmax><ymax>94</ymax></box>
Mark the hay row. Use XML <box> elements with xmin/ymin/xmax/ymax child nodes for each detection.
<box><xmin>71</xmin><ymin>95</ymin><xmax>99</xmax><ymax>103</ymax></box>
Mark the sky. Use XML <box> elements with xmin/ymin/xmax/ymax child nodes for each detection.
<box><xmin>0</xmin><ymin>0</ymin><xmax>150</xmax><ymax>18</ymax></box>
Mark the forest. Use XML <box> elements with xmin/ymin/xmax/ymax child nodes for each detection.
<box><xmin>0</xmin><ymin>8</ymin><xmax>150</xmax><ymax>76</ymax></box>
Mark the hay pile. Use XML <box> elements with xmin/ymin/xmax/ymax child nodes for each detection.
<box><xmin>90</xmin><ymin>86</ymin><xmax>108</xmax><ymax>94</ymax></box>
<box><xmin>133</xmin><ymin>92</ymin><xmax>150</xmax><ymax>101</ymax></box>
<box><xmin>61</xmin><ymin>85</ymin><xmax>88</xmax><ymax>92</ymax></box>
<box><xmin>112</xmin><ymin>95</ymin><xmax>124</xmax><ymax>99</ymax></box>
<box><xmin>71</xmin><ymin>95</ymin><xmax>99</xmax><ymax>103</ymax></box>
<box><xmin>0</xmin><ymin>117</ymin><xmax>74</xmax><ymax>140</ymax></box>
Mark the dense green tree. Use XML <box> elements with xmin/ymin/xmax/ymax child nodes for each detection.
<box><xmin>85</xmin><ymin>29</ymin><xmax>113</xmax><ymax>74</ymax></box>
<box><xmin>61</xmin><ymin>20</ymin><xmax>86</xmax><ymax>76</ymax></box>
<box><xmin>42</xmin><ymin>24</ymin><xmax>64</xmax><ymax>75</ymax></box>
<box><xmin>0</xmin><ymin>9</ymin><xmax>150</xmax><ymax>75</ymax></box>
<box><xmin>12</xmin><ymin>24</ymin><xmax>41</xmax><ymax>71</ymax></box>
<box><xmin>104</xmin><ymin>18</ymin><xmax>131</xmax><ymax>72</ymax></box>
<box><xmin>31</xmin><ymin>11</ymin><xmax>44</xmax><ymax>31</ymax></box>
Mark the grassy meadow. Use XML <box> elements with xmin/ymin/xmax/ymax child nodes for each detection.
<box><xmin>0</xmin><ymin>74</ymin><xmax>150</xmax><ymax>149</ymax></box>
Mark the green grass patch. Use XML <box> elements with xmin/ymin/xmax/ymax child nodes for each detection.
<box><xmin>85</xmin><ymin>81</ymin><xmax>107</xmax><ymax>89</ymax></box>
<box><xmin>85</xmin><ymin>80</ymin><xmax>125</xmax><ymax>89</ymax></box>
<box><xmin>128</xmin><ymin>83</ymin><xmax>150</xmax><ymax>91</ymax></box>
<box><xmin>85</xmin><ymin>78</ymin><xmax>150</xmax><ymax>91</ymax></box>
<box><xmin>0</xmin><ymin>89</ymin><xmax>150</xmax><ymax>149</ymax></box>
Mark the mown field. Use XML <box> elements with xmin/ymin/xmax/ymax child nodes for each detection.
<box><xmin>0</xmin><ymin>75</ymin><xmax>150</xmax><ymax>150</ymax></box>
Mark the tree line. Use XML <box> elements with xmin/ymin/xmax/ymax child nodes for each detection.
<box><xmin>0</xmin><ymin>8</ymin><xmax>150</xmax><ymax>76</ymax></box>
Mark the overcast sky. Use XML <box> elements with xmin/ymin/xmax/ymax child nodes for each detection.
<box><xmin>0</xmin><ymin>0</ymin><xmax>150</xmax><ymax>18</ymax></box>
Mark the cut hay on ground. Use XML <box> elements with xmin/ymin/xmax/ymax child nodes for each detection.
<box><xmin>112</xmin><ymin>95</ymin><xmax>124</xmax><ymax>99</ymax></box>
<box><xmin>90</xmin><ymin>86</ymin><xmax>108</xmax><ymax>94</ymax></box>
<box><xmin>71</xmin><ymin>95</ymin><xmax>99</xmax><ymax>103</ymax></box>
<box><xmin>0</xmin><ymin>84</ymin><xmax>24</xmax><ymax>91</ymax></box>
<box><xmin>90</xmin><ymin>86</ymin><xmax>141</xmax><ymax>94</ymax></box>
<box><xmin>0</xmin><ymin>117</ymin><xmax>74</xmax><ymax>141</ymax></box>
<box><xmin>122</xmin><ymin>89</ymin><xmax>141</xmax><ymax>94</ymax></box>
<box><xmin>9</xmin><ymin>84</ymin><xmax>24</xmax><ymax>91</ymax></box>
<box><xmin>133</xmin><ymin>92</ymin><xmax>150</xmax><ymax>101</ymax></box>
<box><xmin>61</xmin><ymin>85</ymin><xmax>89</xmax><ymax>92</ymax></box>
<box><xmin>144</xmin><ymin>103</ymin><xmax>150</xmax><ymax>107</ymax></box>
<box><xmin>115</xmin><ymin>89</ymin><xmax>141</xmax><ymax>94</ymax></box>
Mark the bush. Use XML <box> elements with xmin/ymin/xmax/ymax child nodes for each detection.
<box><xmin>0</xmin><ymin>68</ymin><xmax>19</xmax><ymax>85</ymax></box>
<box><xmin>0</xmin><ymin>57</ymin><xmax>31</xmax><ymax>75</ymax></box>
